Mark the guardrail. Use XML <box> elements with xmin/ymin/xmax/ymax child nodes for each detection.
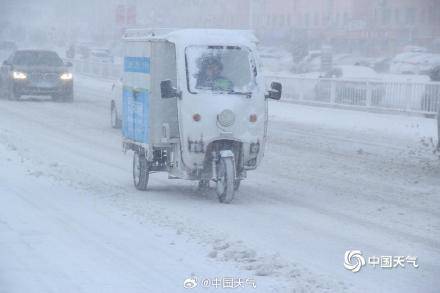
<box><xmin>72</xmin><ymin>59</ymin><xmax>440</xmax><ymax>114</ymax></box>
<box><xmin>266</xmin><ymin>75</ymin><xmax>440</xmax><ymax>114</ymax></box>
<box><xmin>73</xmin><ymin>59</ymin><xmax>122</xmax><ymax>80</ymax></box>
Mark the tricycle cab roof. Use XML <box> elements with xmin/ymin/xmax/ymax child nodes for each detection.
<box><xmin>122</xmin><ymin>28</ymin><xmax>258</xmax><ymax>49</ymax></box>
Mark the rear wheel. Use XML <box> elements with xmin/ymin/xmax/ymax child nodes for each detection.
<box><xmin>133</xmin><ymin>151</ymin><xmax>149</xmax><ymax>191</ymax></box>
<box><xmin>216</xmin><ymin>157</ymin><xmax>235</xmax><ymax>204</ymax></box>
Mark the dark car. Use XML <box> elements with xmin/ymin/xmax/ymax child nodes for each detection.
<box><xmin>0</xmin><ymin>50</ymin><xmax>73</xmax><ymax>102</ymax></box>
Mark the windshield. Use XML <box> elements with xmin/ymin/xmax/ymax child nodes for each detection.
<box><xmin>13</xmin><ymin>51</ymin><xmax>64</xmax><ymax>66</ymax></box>
<box><xmin>186</xmin><ymin>46</ymin><xmax>257</xmax><ymax>94</ymax></box>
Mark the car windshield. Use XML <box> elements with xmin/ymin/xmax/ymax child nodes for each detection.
<box><xmin>13</xmin><ymin>51</ymin><xmax>64</xmax><ymax>66</ymax></box>
<box><xmin>186</xmin><ymin>46</ymin><xmax>257</xmax><ymax>94</ymax></box>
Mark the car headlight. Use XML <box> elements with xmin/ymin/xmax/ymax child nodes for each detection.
<box><xmin>60</xmin><ymin>73</ymin><xmax>73</xmax><ymax>80</ymax></box>
<box><xmin>12</xmin><ymin>71</ymin><xmax>27</xmax><ymax>79</ymax></box>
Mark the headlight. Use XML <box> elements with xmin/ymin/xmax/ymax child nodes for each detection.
<box><xmin>12</xmin><ymin>71</ymin><xmax>27</xmax><ymax>79</ymax></box>
<box><xmin>60</xmin><ymin>73</ymin><xmax>73</xmax><ymax>80</ymax></box>
<box><xmin>217</xmin><ymin>109</ymin><xmax>235</xmax><ymax>127</ymax></box>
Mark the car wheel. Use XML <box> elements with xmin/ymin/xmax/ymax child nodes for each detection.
<box><xmin>62</xmin><ymin>91</ymin><xmax>74</xmax><ymax>103</ymax></box>
<box><xmin>7</xmin><ymin>87</ymin><xmax>20</xmax><ymax>101</ymax></box>
<box><xmin>51</xmin><ymin>94</ymin><xmax>61</xmax><ymax>102</ymax></box>
<box><xmin>0</xmin><ymin>80</ymin><xmax>5</xmax><ymax>99</ymax></box>
<box><xmin>0</xmin><ymin>86</ymin><xmax>6</xmax><ymax>100</ymax></box>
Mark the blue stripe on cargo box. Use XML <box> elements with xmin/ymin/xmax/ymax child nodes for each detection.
<box><xmin>122</xmin><ymin>87</ymin><xmax>149</xmax><ymax>144</ymax></box>
<box><xmin>124</xmin><ymin>57</ymin><xmax>150</xmax><ymax>73</ymax></box>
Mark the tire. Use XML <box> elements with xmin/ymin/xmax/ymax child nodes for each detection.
<box><xmin>63</xmin><ymin>91</ymin><xmax>74</xmax><ymax>103</ymax></box>
<box><xmin>0</xmin><ymin>80</ymin><xmax>6</xmax><ymax>99</ymax></box>
<box><xmin>111</xmin><ymin>103</ymin><xmax>122</xmax><ymax>129</ymax></box>
<box><xmin>7</xmin><ymin>86</ymin><xmax>19</xmax><ymax>101</ymax></box>
<box><xmin>133</xmin><ymin>151</ymin><xmax>149</xmax><ymax>191</ymax></box>
<box><xmin>216</xmin><ymin>157</ymin><xmax>235</xmax><ymax>204</ymax></box>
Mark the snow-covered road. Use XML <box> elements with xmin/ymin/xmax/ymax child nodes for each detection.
<box><xmin>0</xmin><ymin>75</ymin><xmax>439</xmax><ymax>293</ymax></box>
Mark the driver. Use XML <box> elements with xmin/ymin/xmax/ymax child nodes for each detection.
<box><xmin>196</xmin><ymin>56</ymin><xmax>233</xmax><ymax>91</ymax></box>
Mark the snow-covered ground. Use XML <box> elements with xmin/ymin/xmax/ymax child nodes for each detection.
<box><xmin>0</xmin><ymin>75</ymin><xmax>439</xmax><ymax>293</ymax></box>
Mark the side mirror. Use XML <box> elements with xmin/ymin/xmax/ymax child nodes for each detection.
<box><xmin>266</xmin><ymin>81</ymin><xmax>282</xmax><ymax>100</ymax></box>
<box><xmin>161</xmin><ymin>79</ymin><xmax>181</xmax><ymax>99</ymax></box>
<box><xmin>65</xmin><ymin>61</ymin><xmax>73</xmax><ymax>67</ymax></box>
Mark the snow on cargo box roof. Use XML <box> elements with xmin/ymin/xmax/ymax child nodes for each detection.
<box><xmin>123</xmin><ymin>28</ymin><xmax>258</xmax><ymax>48</ymax></box>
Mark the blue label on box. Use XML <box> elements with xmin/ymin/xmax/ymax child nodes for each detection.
<box><xmin>124</xmin><ymin>57</ymin><xmax>150</xmax><ymax>73</ymax></box>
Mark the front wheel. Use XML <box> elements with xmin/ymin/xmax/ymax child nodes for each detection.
<box><xmin>133</xmin><ymin>151</ymin><xmax>149</xmax><ymax>191</ymax></box>
<box><xmin>216</xmin><ymin>157</ymin><xmax>235</xmax><ymax>204</ymax></box>
<box><xmin>63</xmin><ymin>91</ymin><xmax>74</xmax><ymax>103</ymax></box>
<box><xmin>7</xmin><ymin>86</ymin><xmax>19</xmax><ymax>101</ymax></box>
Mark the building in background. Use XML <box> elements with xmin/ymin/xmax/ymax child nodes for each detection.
<box><xmin>2</xmin><ymin>0</ymin><xmax>439</xmax><ymax>56</ymax></box>
<box><xmin>248</xmin><ymin>0</ymin><xmax>440</xmax><ymax>55</ymax></box>
<box><xmin>150</xmin><ymin>0</ymin><xmax>440</xmax><ymax>56</ymax></box>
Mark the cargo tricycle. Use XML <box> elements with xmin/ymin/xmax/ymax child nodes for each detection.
<box><xmin>120</xmin><ymin>28</ymin><xmax>282</xmax><ymax>203</ymax></box>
